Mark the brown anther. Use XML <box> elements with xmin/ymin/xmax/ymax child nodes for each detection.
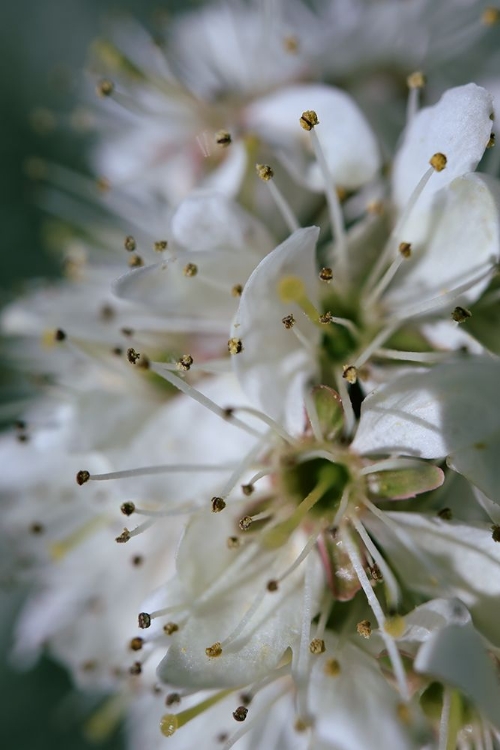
<box><xmin>367</xmin><ymin>200</ymin><xmax>385</xmax><ymax>216</ymax></box>
<box><xmin>342</xmin><ymin>365</ymin><xmax>358</xmax><ymax>384</ymax></box>
<box><xmin>183</xmin><ymin>263</ymin><xmax>198</xmax><ymax>277</ymax></box>
<box><xmin>128</xmin><ymin>253</ymin><xmax>144</xmax><ymax>268</ymax></box>
<box><xmin>217</xmin><ymin>733</ymin><xmax>229</xmax><ymax>743</ymax></box>
<box><xmin>294</xmin><ymin>718</ymin><xmax>312</xmax><ymax>732</ymax></box>
<box><xmin>97</xmin><ymin>79</ymin><xmax>114</xmax><ymax>97</ymax></box>
<box><xmin>55</xmin><ymin>328</ymin><xmax>66</xmax><ymax>342</ymax></box>
<box><xmin>406</xmin><ymin>71</ymin><xmax>426</xmax><ymax>89</ymax></box>
<box><xmin>124</xmin><ymin>235</ymin><xmax>136</xmax><ymax>252</ymax></box>
<box><xmin>487</xmin><ymin>133</ymin><xmax>496</xmax><ymax>149</ymax></box>
<box><xmin>176</xmin><ymin>354</ymin><xmax>194</xmax><ymax>372</ymax></box>
<box><xmin>451</xmin><ymin>306</ymin><xmax>472</xmax><ymax>323</ymax></box>
<box><xmin>256</xmin><ymin>163</ymin><xmax>274</xmax><ymax>181</ymax></box>
<box><xmin>154</xmin><ymin>240</ymin><xmax>168</xmax><ymax>251</ymax></box>
<box><xmin>267</xmin><ymin>579</ymin><xmax>279</xmax><ymax>592</ymax></box>
<box><xmin>100</xmin><ymin>304</ymin><xmax>115</xmax><ymax>321</ymax></box>
<box><xmin>438</xmin><ymin>507</ymin><xmax>453</xmax><ymax>520</ymax></box>
<box><xmin>430</xmin><ymin>152</ymin><xmax>447</xmax><ymax>172</ymax></box>
<box><xmin>132</xmin><ymin>555</ymin><xmax>143</xmax><ymax>566</ymax></box>
<box><xmin>30</xmin><ymin>522</ymin><xmax>44</xmax><ymax>535</ymax></box>
<box><xmin>129</xmin><ymin>661</ymin><xmax>142</xmax><ymax>675</ymax></box>
<box><xmin>370</xmin><ymin>563</ymin><xmax>383</xmax><ymax>582</ymax></box>
<box><xmin>129</xmin><ymin>637</ymin><xmax>144</xmax><ymax>652</ymax></box>
<box><xmin>227</xmin><ymin>536</ymin><xmax>240</xmax><ymax>549</ymax></box>
<box><xmin>231</xmin><ymin>283</ymin><xmax>243</xmax><ymax>297</ymax></box>
<box><xmin>319</xmin><ymin>267</ymin><xmax>333</xmax><ymax>282</ymax></box>
<box><xmin>228</xmin><ymin>337</ymin><xmax>243</xmax><ymax>355</ymax></box>
<box><xmin>127</xmin><ymin>347</ymin><xmax>141</xmax><ymax>365</ymax></box>
<box><xmin>357</xmin><ymin>619</ymin><xmax>372</xmax><ymax>638</ymax></box>
<box><xmin>215</xmin><ymin>130</ymin><xmax>232</xmax><ymax>147</ymax></box>
<box><xmin>324</xmin><ymin>657</ymin><xmax>341</xmax><ymax>677</ymax></box>
<box><xmin>211</xmin><ymin>496</ymin><xmax>226</xmax><ymax>513</ymax></box>
<box><xmin>282</xmin><ymin>314</ymin><xmax>295</xmax><ymax>329</ymax></box>
<box><xmin>15</xmin><ymin>420</ymin><xmax>26</xmax><ymax>431</ymax></box>
<box><xmin>319</xmin><ymin>312</ymin><xmax>333</xmax><ymax>325</ymax></box>
<box><xmin>17</xmin><ymin>433</ymin><xmax>29</xmax><ymax>443</ymax></box>
<box><xmin>233</xmin><ymin>706</ymin><xmax>248</xmax><ymax>722</ymax></box>
<box><xmin>116</xmin><ymin>528</ymin><xmax>131</xmax><ymax>544</ymax></box>
<box><xmin>121</xmin><ymin>502</ymin><xmax>136</xmax><ymax>516</ymax></box>
<box><xmin>283</xmin><ymin>35</ymin><xmax>299</xmax><ymax>53</ymax></box>
<box><xmin>121</xmin><ymin>327</ymin><xmax>134</xmax><ymax>337</ymax></box>
<box><xmin>81</xmin><ymin>660</ymin><xmax>97</xmax><ymax>672</ymax></box>
<box><xmin>299</xmin><ymin>110</ymin><xmax>319</xmax><ymax>131</ymax></box>
<box><xmin>222</xmin><ymin>407</ymin><xmax>234</xmax><ymax>418</ymax></box>
<box><xmin>239</xmin><ymin>515</ymin><xmax>253</xmax><ymax>531</ymax></box>
<box><xmin>205</xmin><ymin>642</ymin><xmax>222</xmax><ymax>658</ymax></box>
<box><xmin>309</xmin><ymin>638</ymin><xmax>326</xmax><ymax>655</ymax></box>
<box><xmin>96</xmin><ymin>176</ymin><xmax>111</xmax><ymax>192</ymax></box>
<box><xmin>165</xmin><ymin>693</ymin><xmax>181</xmax><ymax>706</ymax></box>
<box><xmin>76</xmin><ymin>470</ymin><xmax>90</xmax><ymax>486</ymax></box>
<box><xmin>163</xmin><ymin>622</ymin><xmax>179</xmax><ymax>636</ymax></box>
<box><xmin>491</xmin><ymin>524</ymin><xmax>500</xmax><ymax>542</ymax></box>
<box><xmin>398</xmin><ymin>242</ymin><xmax>412</xmax><ymax>259</ymax></box>
<box><xmin>482</xmin><ymin>7</ymin><xmax>500</xmax><ymax>25</ymax></box>
<box><xmin>241</xmin><ymin>483</ymin><xmax>254</xmax><ymax>496</ymax></box>
<box><xmin>138</xmin><ymin>612</ymin><xmax>151</xmax><ymax>629</ymax></box>
<box><xmin>112</xmin><ymin>346</ymin><xmax>123</xmax><ymax>356</ymax></box>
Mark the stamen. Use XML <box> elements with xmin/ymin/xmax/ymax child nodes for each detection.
<box><xmin>438</xmin><ymin>687</ymin><xmax>452</xmax><ymax>750</ymax></box>
<box><xmin>342</xmin><ymin>530</ymin><xmax>409</xmax><ymax>701</ymax></box>
<box><xmin>217</xmin><ymin>439</ymin><xmax>268</xmax><ymax>501</ymax></box>
<box><xmin>275</xmin><ymin>531</ymin><xmax>320</xmax><ymax>585</ymax></box>
<box><xmin>221</xmin><ymin>685</ymin><xmax>289</xmax><ymax>750</ymax></box>
<box><xmin>227</xmin><ymin>406</ymin><xmax>293</xmax><ymax>444</ymax></box>
<box><xmin>374</xmin><ymin>349</ymin><xmax>451</xmax><ymax>364</ymax></box>
<box><xmin>149</xmin><ymin>363</ymin><xmax>264</xmax><ymax>439</ymax></box>
<box><xmin>351</xmin><ymin>322</ymin><xmax>399</xmax><ymax>370</ymax></box>
<box><xmin>294</xmin><ymin>554</ymin><xmax>317</xmax><ymax>723</ymax></box>
<box><xmin>85</xmin><ymin>463</ymin><xmax>238</xmax><ymax>482</ymax></box>
<box><xmin>160</xmin><ymin>689</ymin><xmax>233</xmax><ymax>737</ymax></box>
<box><xmin>335</xmin><ymin>370</ymin><xmax>355</xmax><ymax>436</ymax></box>
<box><xmin>406</xmin><ymin>72</ymin><xmax>426</xmax><ymax>124</ymax></box>
<box><xmin>363</xmin><ymin>244</ymin><xmax>412</xmax><ymax>309</ymax></box>
<box><xmin>255</xmin><ymin>163</ymin><xmax>300</xmax><ymax>233</ymax></box>
<box><xmin>350</xmin><ymin>515</ymin><xmax>400</xmax><ymax>608</ymax></box>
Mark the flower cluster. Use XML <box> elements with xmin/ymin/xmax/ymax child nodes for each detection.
<box><xmin>4</xmin><ymin>2</ymin><xmax>500</xmax><ymax>749</ymax></box>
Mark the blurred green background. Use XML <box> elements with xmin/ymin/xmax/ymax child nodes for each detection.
<box><xmin>0</xmin><ymin>2</ymin><xmax>192</xmax><ymax>748</ymax></box>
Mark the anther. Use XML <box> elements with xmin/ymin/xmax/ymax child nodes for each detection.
<box><xmin>239</xmin><ymin>516</ymin><xmax>253</xmax><ymax>531</ymax></box>
<box><xmin>183</xmin><ymin>263</ymin><xmax>198</xmax><ymax>277</ymax></box>
<box><xmin>267</xmin><ymin>579</ymin><xmax>279</xmax><ymax>592</ymax></box>
<box><xmin>128</xmin><ymin>254</ymin><xmax>144</xmax><ymax>268</ymax></box>
<box><xmin>121</xmin><ymin>327</ymin><xmax>134</xmax><ymax>337</ymax></box>
<box><xmin>138</xmin><ymin>612</ymin><xmax>151</xmax><ymax>629</ymax></box>
<box><xmin>205</xmin><ymin>642</ymin><xmax>222</xmax><ymax>658</ymax></box>
<box><xmin>370</xmin><ymin>563</ymin><xmax>383</xmax><ymax>582</ymax></box>
<box><xmin>228</xmin><ymin>338</ymin><xmax>243</xmax><ymax>355</ymax></box>
<box><xmin>438</xmin><ymin>507</ymin><xmax>453</xmax><ymax>520</ymax></box>
<box><xmin>482</xmin><ymin>7</ymin><xmax>500</xmax><ymax>25</ymax></box>
<box><xmin>451</xmin><ymin>306</ymin><xmax>472</xmax><ymax>323</ymax></box>
<box><xmin>398</xmin><ymin>242</ymin><xmax>412</xmax><ymax>259</ymax></box>
<box><xmin>129</xmin><ymin>637</ymin><xmax>144</xmax><ymax>651</ymax></box>
<box><xmin>282</xmin><ymin>314</ymin><xmax>295</xmax><ymax>329</ymax></box>
<box><xmin>319</xmin><ymin>267</ymin><xmax>333</xmax><ymax>282</ymax></box>
<box><xmin>309</xmin><ymin>638</ymin><xmax>326</xmax><ymax>655</ymax></box>
<box><xmin>342</xmin><ymin>365</ymin><xmax>358</xmax><ymax>384</ymax></box>
<box><xmin>154</xmin><ymin>240</ymin><xmax>168</xmax><ymax>251</ymax></box>
<box><xmin>121</xmin><ymin>502</ymin><xmax>136</xmax><ymax>516</ymax></box>
<box><xmin>163</xmin><ymin>622</ymin><xmax>179</xmax><ymax>636</ymax></box>
<box><xmin>283</xmin><ymin>35</ymin><xmax>299</xmax><ymax>53</ymax></box>
<box><xmin>100</xmin><ymin>304</ymin><xmax>115</xmax><ymax>321</ymax></box>
<box><xmin>30</xmin><ymin>522</ymin><xmax>44</xmax><ymax>534</ymax></box>
<box><xmin>256</xmin><ymin>163</ymin><xmax>274</xmax><ymax>181</ymax></box>
<box><xmin>233</xmin><ymin>706</ymin><xmax>248</xmax><ymax>722</ymax></box>
<box><xmin>215</xmin><ymin>130</ymin><xmax>232</xmax><ymax>147</ymax></box>
<box><xmin>129</xmin><ymin>661</ymin><xmax>142</xmax><ymax>675</ymax></box>
<box><xmin>96</xmin><ymin>79</ymin><xmax>114</xmax><ymax>97</ymax></box>
<box><xmin>96</xmin><ymin>176</ymin><xmax>111</xmax><ymax>192</ymax></box>
<box><xmin>429</xmin><ymin>152</ymin><xmax>447</xmax><ymax>172</ymax></box>
<box><xmin>76</xmin><ymin>470</ymin><xmax>90</xmax><ymax>486</ymax></box>
<box><xmin>55</xmin><ymin>328</ymin><xmax>66</xmax><ymax>342</ymax></box>
<box><xmin>356</xmin><ymin>619</ymin><xmax>372</xmax><ymax>638</ymax></box>
<box><xmin>319</xmin><ymin>312</ymin><xmax>333</xmax><ymax>324</ymax></box>
<box><xmin>211</xmin><ymin>497</ymin><xmax>226</xmax><ymax>513</ymax></box>
<box><xmin>406</xmin><ymin>71</ymin><xmax>426</xmax><ymax>89</ymax></box>
<box><xmin>227</xmin><ymin>536</ymin><xmax>240</xmax><ymax>549</ymax></box>
<box><xmin>116</xmin><ymin>528</ymin><xmax>131</xmax><ymax>543</ymax></box>
<box><xmin>299</xmin><ymin>110</ymin><xmax>319</xmax><ymax>131</ymax></box>
<box><xmin>166</xmin><ymin>693</ymin><xmax>181</xmax><ymax>706</ymax></box>
<box><xmin>487</xmin><ymin>133</ymin><xmax>496</xmax><ymax>149</ymax></box>
<box><xmin>491</xmin><ymin>525</ymin><xmax>500</xmax><ymax>542</ymax></box>
<box><xmin>124</xmin><ymin>235</ymin><xmax>136</xmax><ymax>252</ymax></box>
<box><xmin>127</xmin><ymin>348</ymin><xmax>141</xmax><ymax>365</ymax></box>
<box><xmin>324</xmin><ymin>658</ymin><xmax>341</xmax><ymax>676</ymax></box>
<box><xmin>241</xmin><ymin>484</ymin><xmax>254</xmax><ymax>496</ymax></box>
<box><xmin>232</xmin><ymin>284</ymin><xmax>243</xmax><ymax>297</ymax></box>
<box><xmin>132</xmin><ymin>555</ymin><xmax>143</xmax><ymax>566</ymax></box>
<box><xmin>176</xmin><ymin>354</ymin><xmax>194</xmax><ymax>372</ymax></box>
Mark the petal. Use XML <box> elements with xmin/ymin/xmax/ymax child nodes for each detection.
<box><xmin>231</xmin><ymin>227</ymin><xmax>320</xmax><ymax>433</ymax></box>
<box><xmin>448</xmin><ymin>431</ymin><xmax>500</xmax><ymax>505</ymax></box>
<box><xmin>364</xmin><ymin>511</ymin><xmax>500</xmax><ymax>647</ymax></box>
<box><xmin>245</xmin><ymin>84</ymin><xmax>380</xmax><ymax>191</ymax></box>
<box><xmin>353</xmin><ymin>358</ymin><xmax>500</xmax><ymax>460</ymax></box>
<box><xmin>392</xmin><ymin>84</ymin><xmax>493</xmax><ymax>214</ymax></box>
<box><xmin>384</xmin><ymin>174</ymin><xmax>500</xmax><ymax>313</ymax></box>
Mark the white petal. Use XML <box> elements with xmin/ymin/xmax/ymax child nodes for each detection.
<box><xmin>245</xmin><ymin>84</ymin><xmax>380</xmax><ymax>191</ymax></box>
<box><xmin>392</xmin><ymin>84</ymin><xmax>493</xmax><ymax>213</ymax></box>
<box><xmin>353</xmin><ymin>358</ymin><xmax>500</xmax><ymax>460</ymax></box>
<box><xmin>448</xmin><ymin>431</ymin><xmax>500</xmax><ymax>505</ymax></box>
<box><xmin>231</xmin><ymin>227</ymin><xmax>320</xmax><ymax>433</ymax></box>
<box><xmin>384</xmin><ymin>174</ymin><xmax>500</xmax><ymax>313</ymax></box>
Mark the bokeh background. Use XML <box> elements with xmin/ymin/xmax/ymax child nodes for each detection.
<box><xmin>0</xmin><ymin>2</ymin><xmax>193</xmax><ymax>747</ymax></box>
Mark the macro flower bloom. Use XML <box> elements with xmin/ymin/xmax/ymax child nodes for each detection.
<box><xmin>4</xmin><ymin>2</ymin><xmax>500</xmax><ymax>749</ymax></box>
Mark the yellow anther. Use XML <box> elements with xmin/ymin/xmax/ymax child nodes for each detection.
<box><xmin>482</xmin><ymin>7</ymin><xmax>500</xmax><ymax>25</ymax></box>
<box><xmin>406</xmin><ymin>71</ymin><xmax>426</xmax><ymax>89</ymax></box>
<box><xmin>430</xmin><ymin>152</ymin><xmax>447</xmax><ymax>172</ymax></box>
<box><xmin>356</xmin><ymin>619</ymin><xmax>372</xmax><ymax>638</ymax></box>
<box><xmin>300</xmin><ymin>110</ymin><xmax>319</xmax><ymax>131</ymax></box>
<box><xmin>256</xmin><ymin>163</ymin><xmax>274</xmax><ymax>181</ymax></box>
